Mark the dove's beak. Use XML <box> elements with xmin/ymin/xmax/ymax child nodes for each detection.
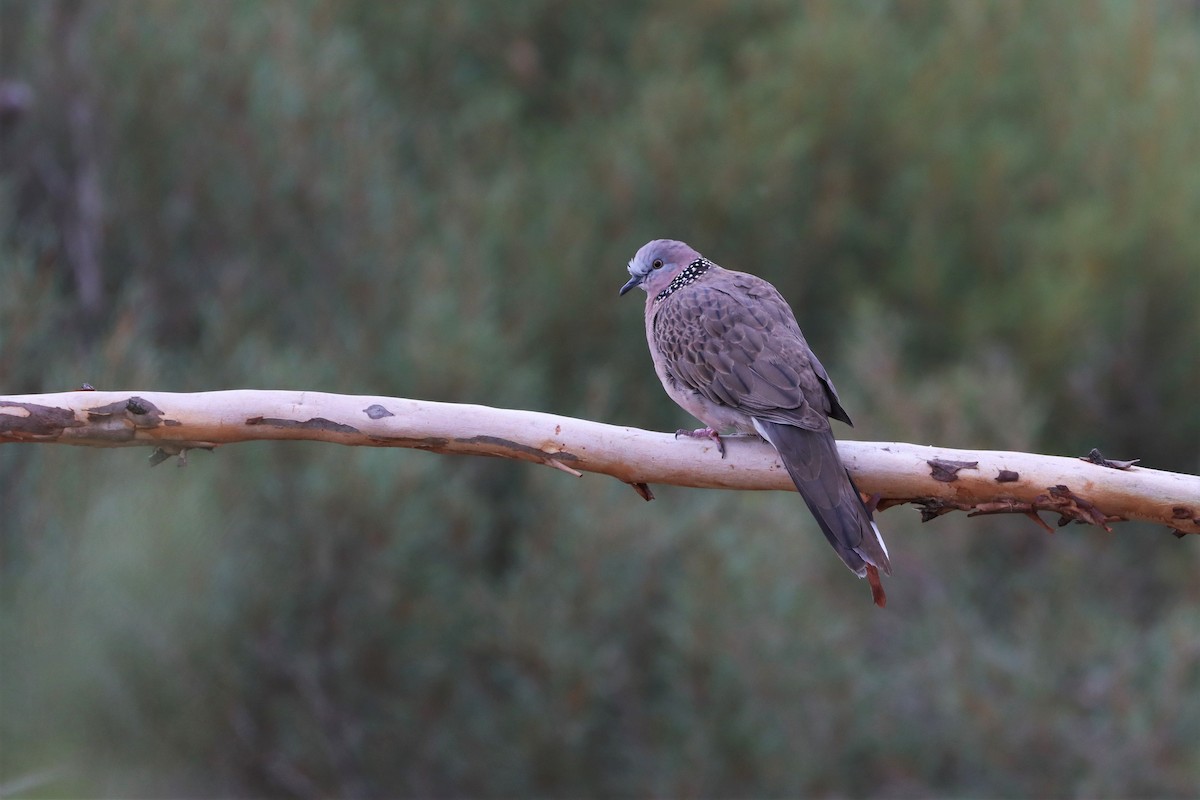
<box><xmin>619</xmin><ymin>273</ymin><xmax>643</xmax><ymax>296</ymax></box>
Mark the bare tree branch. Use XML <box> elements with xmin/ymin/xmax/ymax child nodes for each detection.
<box><xmin>2</xmin><ymin>389</ymin><xmax>1197</xmax><ymax>535</ymax></box>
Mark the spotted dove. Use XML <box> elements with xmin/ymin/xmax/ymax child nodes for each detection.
<box><xmin>620</xmin><ymin>239</ymin><xmax>892</xmax><ymax>606</ymax></box>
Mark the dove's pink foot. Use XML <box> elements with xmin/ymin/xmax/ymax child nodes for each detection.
<box><xmin>675</xmin><ymin>426</ymin><xmax>725</xmax><ymax>458</ymax></box>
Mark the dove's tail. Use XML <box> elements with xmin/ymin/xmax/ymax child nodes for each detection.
<box><xmin>752</xmin><ymin>418</ymin><xmax>892</xmax><ymax>606</ymax></box>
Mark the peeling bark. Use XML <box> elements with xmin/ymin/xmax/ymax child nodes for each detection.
<box><xmin>1</xmin><ymin>389</ymin><xmax>1198</xmax><ymax>536</ymax></box>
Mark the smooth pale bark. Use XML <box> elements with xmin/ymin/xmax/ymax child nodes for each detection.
<box><xmin>2</xmin><ymin>389</ymin><xmax>1197</xmax><ymax>535</ymax></box>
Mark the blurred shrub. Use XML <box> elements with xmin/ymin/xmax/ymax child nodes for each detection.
<box><xmin>2</xmin><ymin>0</ymin><xmax>1199</xmax><ymax>796</ymax></box>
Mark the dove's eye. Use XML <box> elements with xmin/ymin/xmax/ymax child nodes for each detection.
<box><xmin>652</xmin><ymin>259</ymin><xmax>664</xmax><ymax>269</ymax></box>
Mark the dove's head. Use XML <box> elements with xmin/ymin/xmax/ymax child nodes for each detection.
<box><xmin>619</xmin><ymin>239</ymin><xmax>704</xmax><ymax>297</ymax></box>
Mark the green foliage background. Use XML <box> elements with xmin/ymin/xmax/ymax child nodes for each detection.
<box><xmin>2</xmin><ymin>1</ymin><xmax>1198</xmax><ymax>796</ymax></box>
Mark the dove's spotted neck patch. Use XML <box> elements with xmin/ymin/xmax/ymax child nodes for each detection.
<box><xmin>655</xmin><ymin>258</ymin><xmax>712</xmax><ymax>303</ymax></box>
